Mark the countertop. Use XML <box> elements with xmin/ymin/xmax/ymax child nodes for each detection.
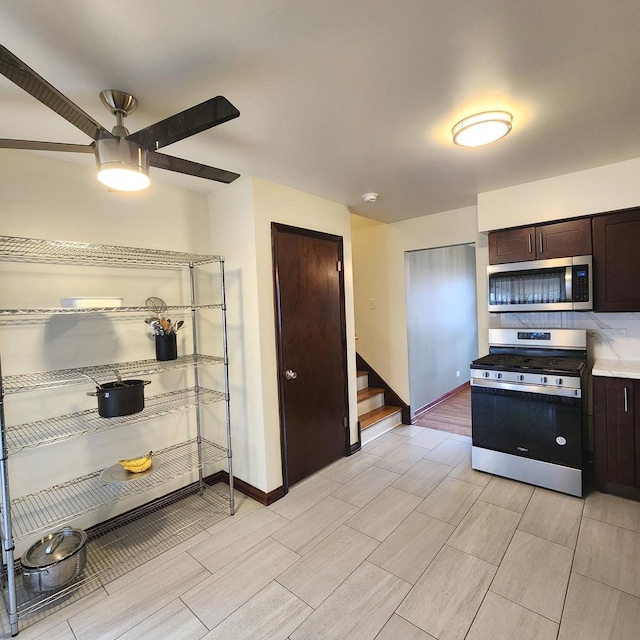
<box><xmin>592</xmin><ymin>359</ymin><xmax>640</xmax><ymax>379</ymax></box>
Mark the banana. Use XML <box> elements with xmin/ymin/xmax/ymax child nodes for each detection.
<box><xmin>119</xmin><ymin>451</ymin><xmax>153</xmax><ymax>473</ymax></box>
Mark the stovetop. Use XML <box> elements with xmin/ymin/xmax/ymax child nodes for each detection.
<box><xmin>471</xmin><ymin>353</ymin><xmax>586</xmax><ymax>376</ymax></box>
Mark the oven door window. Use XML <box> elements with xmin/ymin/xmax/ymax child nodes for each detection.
<box><xmin>472</xmin><ymin>386</ymin><xmax>583</xmax><ymax>468</ymax></box>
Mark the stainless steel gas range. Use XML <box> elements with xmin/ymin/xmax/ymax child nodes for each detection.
<box><xmin>470</xmin><ymin>328</ymin><xmax>587</xmax><ymax>497</ymax></box>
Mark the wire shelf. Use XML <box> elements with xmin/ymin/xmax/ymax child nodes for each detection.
<box><xmin>5</xmin><ymin>484</ymin><xmax>231</xmax><ymax>621</ymax></box>
<box><xmin>7</xmin><ymin>439</ymin><xmax>228</xmax><ymax>541</ymax></box>
<box><xmin>5</xmin><ymin>387</ymin><xmax>226</xmax><ymax>454</ymax></box>
<box><xmin>0</xmin><ymin>235</ymin><xmax>222</xmax><ymax>267</ymax></box>
<box><xmin>0</xmin><ymin>303</ymin><xmax>223</xmax><ymax>316</ymax></box>
<box><xmin>3</xmin><ymin>354</ymin><xmax>225</xmax><ymax>394</ymax></box>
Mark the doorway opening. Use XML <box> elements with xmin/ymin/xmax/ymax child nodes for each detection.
<box><xmin>405</xmin><ymin>243</ymin><xmax>478</xmax><ymax>419</ymax></box>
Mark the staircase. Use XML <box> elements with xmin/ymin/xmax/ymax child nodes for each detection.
<box><xmin>357</xmin><ymin>370</ymin><xmax>403</xmax><ymax>445</ymax></box>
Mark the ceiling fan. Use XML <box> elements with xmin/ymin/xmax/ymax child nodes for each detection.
<box><xmin>0</xmin><ymin>45</ymin><xmax>240</xmax><ymax>191</ymax></box>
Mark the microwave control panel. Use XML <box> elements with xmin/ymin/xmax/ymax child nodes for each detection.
<box><xmin>572</xmin><ymin>265</ymin><xmax>589</xmax><ymax>302</ymax></box>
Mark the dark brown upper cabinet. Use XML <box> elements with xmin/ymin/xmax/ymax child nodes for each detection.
<box><xmin>489</xmin><ymin>218</ymin><xmax>592</xmax><ymax>264</ymax></box>
<box><xmin>593</xmin><ymin>207</ymin><xmax>640</xmax><ymax>312</ymax></box>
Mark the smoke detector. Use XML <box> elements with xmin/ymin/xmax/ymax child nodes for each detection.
<box><xmin>362</xmin><ymin>192</ymin><xmax>379</xmax><ymax>203</ymax></box>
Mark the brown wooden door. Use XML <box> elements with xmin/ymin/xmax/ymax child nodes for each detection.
<box><xmin>272</xmin><ymin>223</ymin><xmax>349</xmax><ymax>488</ymax></box>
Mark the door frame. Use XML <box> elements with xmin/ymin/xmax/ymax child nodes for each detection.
<box><xmin>271</xmin><ymin>222</ymin><xmax>351</xmax><ymax>492</ymax></box>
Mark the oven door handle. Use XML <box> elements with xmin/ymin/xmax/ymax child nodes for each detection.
<box><xmin>471</xmin><ymin>377</ymin><xmax>582</xmax><ymax>399</ymax></box>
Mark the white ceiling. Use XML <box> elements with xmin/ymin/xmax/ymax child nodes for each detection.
<box><xmin>1</xmin><ymin>1</ymin><xmax>639</xmax><ymax>223</ymax></box>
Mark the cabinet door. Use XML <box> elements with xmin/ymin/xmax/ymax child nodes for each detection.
<box><xmin>488</xmin><ymin>226</ymin><xmax>535</xmax><ymax>264</ymax></box>
<box><xmin>593</xmin><ymin>376</ymin><xmax>636</xmax><ymax>487</ymax></box>
<box><xmin>636</xmin><ymin>383</ymin><xmax>640</xmax><ymax>488</ymax></box>
<box><xmin>593</xmin><ymin>208</ymin><xmax>640</xmax><ymax>312</ymax></box>
<box><xmin>536</xmin><ymin>218</ymin><xmax>592</xmax><ymax>260</ymax></box>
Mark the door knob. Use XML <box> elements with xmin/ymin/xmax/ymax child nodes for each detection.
<box><xmin>284</xmin><ymin>369</ymin><xmax>298</xmax><ymax>380</ymax></box>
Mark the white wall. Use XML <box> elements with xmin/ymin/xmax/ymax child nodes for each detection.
<box><xmin>478</xmin><ymin>157</ymin><xmax>640</xmax><ymax>232</ymax></box>
<box><xmin>208</xmin><ymin>177</ymin><xmax>358</xmax><ymax>494</ymax></box>
<box><xmin>0</xmin><ymin>151</ymin><xmax>209</xmax><ymax>250</ymax></box>
<box><xmin>351</xmin><ymin>206</ymin><xmax>482</xmax><ymax>405</ymax></box>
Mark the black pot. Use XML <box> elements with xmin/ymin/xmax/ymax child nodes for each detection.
<box><xmin>87</xmin><ymin>379</ymin><xmax>151</xmax><ymax>418</ymax></box>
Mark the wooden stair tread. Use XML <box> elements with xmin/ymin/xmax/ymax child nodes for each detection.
<box><xmin>357</xmin><ymin>387</ymin><xmax>385</xmax><ymax>401</ymax></box>
<box><xmin>360</xmin><ymin>405</ymin><xmax>402</xmax><ymax>430</ymax></box>
<box><xmin>357</xmin><ymin>370</ymin><xmax>369</xmax><ymax>378</ymax></box>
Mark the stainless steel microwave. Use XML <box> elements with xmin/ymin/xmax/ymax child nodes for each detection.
<box><xmin>487</xmin><ymin>255</ymin><xmax>592</xmax><ymax>312</ymax></box>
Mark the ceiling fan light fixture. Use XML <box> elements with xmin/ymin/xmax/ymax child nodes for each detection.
<box><xmin>452</xmin><ymin>111</ymin><xmax>513</xmax><ymax>147</ymax></box>
<box><xmin>95</xmin><ymin>137</ymin><xmax>150</xmax><ymax>191</ymax></box>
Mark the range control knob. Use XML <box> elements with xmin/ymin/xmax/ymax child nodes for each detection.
<box><xmin>495</xmin><ymin>372</ymin><xmax>502</xmax><ymax>379</ymax></box>
<box><xmin>518</xmin><ymin>374</ymin><xmax>525</xmax><ymax>382</ymax></box>
<box><xmin>556</xmin><ymin>378</ymin><xmax>563</xmax><ymax>386</ymax></box>
<box><xmin>483</xmin><ymin>371</ymin><xmax>490</xmax><ymax>378</ymax></box>
<box><xmin>541</xmin><ymin>376</ymin><xmax>548</xmax><ymax>384</ymax></box>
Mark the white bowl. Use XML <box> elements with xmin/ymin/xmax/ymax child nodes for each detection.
<box><xmin>60</xmin><ymin>297</ymin><xmax>124</xmax><ymax>309</ymax></box>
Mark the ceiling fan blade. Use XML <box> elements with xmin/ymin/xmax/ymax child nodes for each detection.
<box><xmin>149</xmin><ymin>151</ymin><xmax>240</xmax><ymax>184</ymax></box>
<box><xmin>0</xmin><ymin>139</ymin><xmax>95</xmax><ymax>153</ymax></box>
<box><xmin>127</xmin><ymin>96</ymin><xmax>240</xmax><ymax>150</ymax></box>
<box><xmin>0</xmin><ymin>45</ymin><xmax>111</xmax><ymax>141</ymax></box>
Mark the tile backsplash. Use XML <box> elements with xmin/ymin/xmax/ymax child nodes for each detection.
<box><xmin>495</xmin><ymin>311</ymin><xmax>640</xmax><ymax>363</ymax></box>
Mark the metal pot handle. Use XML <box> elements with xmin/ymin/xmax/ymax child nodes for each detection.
<box><xmin>44</xmin><ymin>533</ymin><xmax>65</xmax><ymax>555</ymax></box>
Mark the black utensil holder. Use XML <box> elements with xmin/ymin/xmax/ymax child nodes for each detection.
<box><xmin>155</xmin><ymin>333</ymin><xmax>177</xmax><ymax>361</ymax></box>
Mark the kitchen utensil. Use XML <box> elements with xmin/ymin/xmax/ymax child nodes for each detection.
<box><xmin>86</xmin><ymin>379</ymin><xmax>151</xmax><ymax>417</ymax></box>
<box><xmin>20</xmin><ymin>527</ymin><xmax>87</xmax><ymax>593</ymax></box>
<box><xmin>145</xmin><ymin>296</ymin><xmax>167</xmax><ymax>319</ymax></box>
<box><xmin>146</xmin><ymin>319</ymin><xmax>162</xmax><ymax>334</ymax></box>
<box><xmin>173</xmin><ymin>320</ymin><xmax>184</xmax><ymax>333</ymax></box>
<box><xmin>80</xmin><ymin>372</ymin><xmax>103</xmax><ymax>388</ymax></box>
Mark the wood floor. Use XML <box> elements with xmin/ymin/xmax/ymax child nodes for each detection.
<box><xmin>412</xmin><ymin>385</ymin><xmax>471</xmax><ymax>437</ymax></box>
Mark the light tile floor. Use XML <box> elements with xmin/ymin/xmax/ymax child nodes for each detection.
<box><xmin>3</xmin><ymin>425</ymin><xmax>640</xmax><ymax>639</ymax></box>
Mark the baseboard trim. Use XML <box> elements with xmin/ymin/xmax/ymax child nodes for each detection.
<box><xmin>79</xmin><ymin>471</ymin><xmax>284</xmax><ymax>546</ymax></box>
<box><xmin>217</xmin><ymin>470</ymin><xmax>286</xmax><ymax>506</ymax></box>
<box><xmin>412</xmin><ymin>382</ymin><xmax>469</xmax><ymax>420</ymax></box>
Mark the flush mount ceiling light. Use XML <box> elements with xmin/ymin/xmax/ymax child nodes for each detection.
<box><xmin>452</xmin><ymin>111</ymin><xmax>513</xmax><ymax>147</ymax></box>
<box><xmin>362</xmin><ymin>192</ymin><xmax>379</xmax><ymax>203</ymax></box>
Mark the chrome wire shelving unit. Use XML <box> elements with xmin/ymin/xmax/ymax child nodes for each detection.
<box><xmin>0</xmin><ymin>235</ymin><xmax>234</xmax><ymax>636</ymax></box>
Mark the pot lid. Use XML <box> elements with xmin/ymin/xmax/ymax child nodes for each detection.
<box><xmin>21</xmin><ymin>527</ymin><xmax>87</xmax><ymax>568</ymax></box>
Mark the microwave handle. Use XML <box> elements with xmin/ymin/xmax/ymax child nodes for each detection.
<box><xmin>565</xmin><ymin>266</ymin><xmax>573</xmax><ymax>301</ymax></box>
